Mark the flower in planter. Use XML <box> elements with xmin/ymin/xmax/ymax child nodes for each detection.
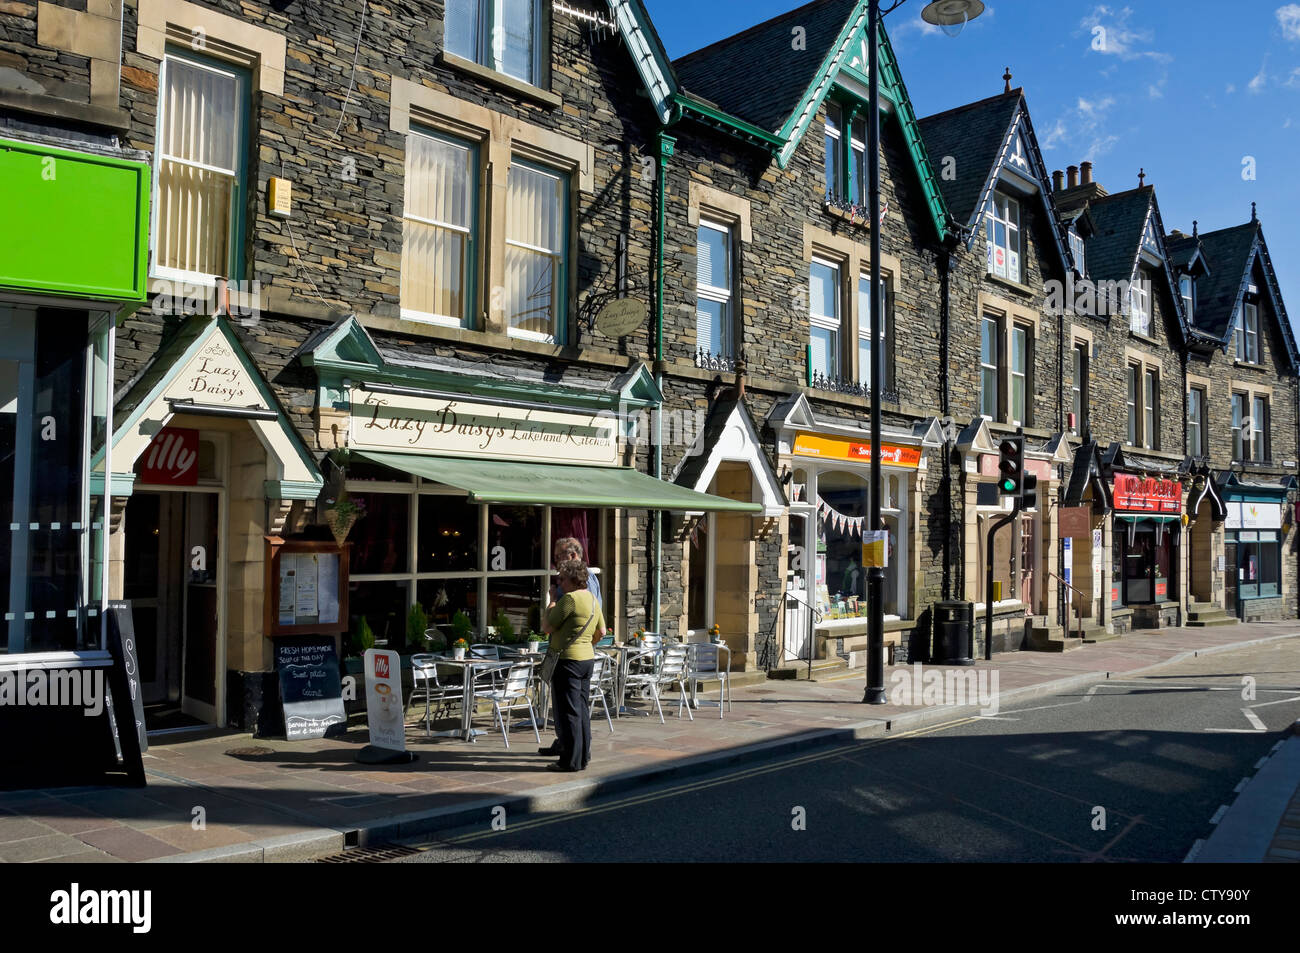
<box><xmin>708</xmin><ymin>623</ymin><xmax>721</xmax><ymax>641</ymax></box>
<box><xmin>324</xmin><ymin>492</ymin><xmax>366</xmax><ymax>546</ymax></box>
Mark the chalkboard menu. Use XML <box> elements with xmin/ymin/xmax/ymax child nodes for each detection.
<box><xmin>275</xmin><ymin>637</ymin><xmax>346</xmax><ymax>740</ymax></box>
<box><xmin>106</xmin><ymin>601</ymin><xmax>147</xmax><ymax>785</ymax></box>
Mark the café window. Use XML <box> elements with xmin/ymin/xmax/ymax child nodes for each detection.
<box><xmin>2</xmin><ymin>305</ymin><xmax>110</xmax><ymax>656</ymax></box>
<box><xmin>1236</xmin><ymin>530</ymin><xmax>1281</xmax><ymax>599</ymax></box>
<box><xmin>345</xmin><ymin>469</ymin><xmax>607</xmax><ymax>646</ymax></box>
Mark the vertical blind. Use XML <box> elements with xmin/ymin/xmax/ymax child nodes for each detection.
<box><xmin>156</xmin><ymin>55</ymin><xmax>242</xmax><ymax>279</ymax></box>
<box><xmin>505</xmin><ymin>160</ymin><xmax>566</xmax><ymax>340</ymax></box>
<box><xmin>695</xmin><ymin>222</ymin><xmax>731</xmax><ymax>358</ymax></box>
<box><xmin>402</xmin><ymin>130</ymin><xmax>474</xmax><ymax>325</ymax></box>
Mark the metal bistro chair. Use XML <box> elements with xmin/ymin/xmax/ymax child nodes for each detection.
<box><xmin>624</xmin><ymin>642</ymin><xmax>693</xmax><ymax>724</ymax></box>
<box><xmin>471</xmin><ymin>661</ymin><xmax>540</xmax><ymax>748</ymax></box>
<box><xmin>685</xmin><ymin>642</ymin><xmax>733</xmax><ymax>719</ymax></box>
<box><xmin>407</xmin><ymin>654</ymin><xmax>461</xmax><ymax>732</ymax></box>
<box><xmin>469</xmin><ymin>643</ymin><xmax>504</xmax><ymax>690</ymax></box>
<box><xmin>588</xmin><ymin>652</ymin><xmax>616</xmax><ymax>734</ymax></box>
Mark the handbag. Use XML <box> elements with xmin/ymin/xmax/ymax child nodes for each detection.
<box><xmin>540</xmin><ymin>609</ymin><xmax>598</xmax><ymax>684</ymax></box>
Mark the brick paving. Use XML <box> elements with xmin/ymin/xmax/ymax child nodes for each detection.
<box><xmin>0</xmin><ymin>621</ymin><xmax>1296</xmax><ymax>863</ymax></box>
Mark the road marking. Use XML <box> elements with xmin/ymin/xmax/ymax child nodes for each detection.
<box><xmin>1242</xmin><ymin>709</ymin><xmax>1267</xmax><ymax>731</ymax></box>
<box><xmin>1247</xmin><ymin>694</ymin><xmax>1300</xmax><ymax>709</ymax></box>
<box><xmin>1255</xmin><ymin>755</ymin><xmax>1270</xmax><ymax>770</ymax></box>
<box><xmin>1234</xmin><ymin>777</ymin><xmax>1250</xmax><ymax>793</ymax></box>
<box><xmin>1209</xmin><ymin>805</ymin><xmax>1229</xmax><ymax>825</ymax></box>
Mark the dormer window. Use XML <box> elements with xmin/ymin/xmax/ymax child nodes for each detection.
<box><xmin>1140</xmin><ymin>215</ymin><xmax>1161</xmax><ymax>258</ymax></box>
<box><xmin>1008</xmin><ymin>130</ymin><xmax>1030</xmax><ymax>172</ymax></box>
<box><xmin>1235</xmin><ymin>301</ymin><xmax>1260</xmax><ymax>363</ymax></box>
<box><xmin>446</xmin><ymin>0</ymin><xmax>543</xmax><ymax>86</ymax></box>
<box><xmin>985</xmin><ymin>192</ymin><xmax>1022</xmax><ymax>283</ymax></box>
<box><xmin>1180</xmin><ymin>274</ymin><xmax>1194</xmax><ymax>322</ymax></box>
<box><xmin>1068</xmin><ymin>227</ymin><xmax>1086</xmax><ymax>278</ymax></box>
<box><xmin>1129</xmin><ymin>273</ymin><xmax>1151</xmax><ymax>336</ymax></box>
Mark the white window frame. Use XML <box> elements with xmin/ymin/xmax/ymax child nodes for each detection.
<box><xmin>1126</xmin><ymin>363</ymin><xmax>1140</xmax><ymax>446</ymax></box>
<box><xmin>504</xmin><ymin>157</ymin><xmax>568</xmax><ymax>345</ymax></box>
<box><xmin>400</xmin><ymin>126</ymin><xmax>478</xmax><ymax>329</ymax></box>
<box><xmin>696</xmin><ymin>219</ymin><xmax>733</xmax><ymax>359</ymax></box>
<box><xmin>1237</xmin><ymin>302</ymin><xmax>1260</xmax><ymax>363</ymax></box>
<box><xmin>1143</xmin><ymin>367</ymin><xmax>1158</xmax><ymax>450</ymax></box>
<box><xmin>446</xmin><ymin>0</ymin><xmax>544</xmax><ymax>87</ymax></box>
<box><xmin>979</xmin><ymin>315</ymin><xmax>998</xmax><ymax>419</ymax></box>
<box><xmin>1232</xmin><ymin>392</ymin><xmax>1247</xmax><ymax>461</ymax></box>
<box><xmin>1187</xmin><ymin>386</ymin><xmax>1204</xmax><ymax>457</ymax></box>
<box><xmin>985</xmin><ymin>192</ymin><xmax>1022</xmax><ymax>283</ymax></box>
<box><xmin>857</xmin><ymin>273</ymin><xmax>887</xmax><ymax>390</ymax></box>
<box><xmin>1252</xmin><ymin>395</ymin><xmax>1268</xmax><ymax>461</ymax></box>
<box><xmin>1069</xmin><ymin>228</ymin><xmax>1086</xmax><ymax>278</ymax></box>
<box><xmin>150</xmin><ymin>51</ymin><xmax>246</xmax><ymax>286</ymax></box>
<box><xmin>823</xmin><ymin>104</ymin><xmax>842</xmax><ymax>201</ymax></box>
<box><xmin>1129</xmin><ymin>276</ymin><xmax>1151</xmax><ymax>336</ymax></box>
<box><xmin>809</xmin><ymin>256</ymin><xmax>842</xmax><ymax>381</ymax></box>
<box><xmin>849</xmin><ymin>115</ymin><xmax>866</xmax><ymax>206</ymax></box>
<box><xmin>1071</xmin><ymin>341</ymin><xmax>1088</xmax><ymax>434</ymax></box>
<box><xmin>1009</xmin><ymin>323</ymin><xmax>1029</xmax><ymax>427</ymax></box>
<box><xmin>1180</xmin><ymin>274</ymin><xmax>1194</xmax><ymax>323</ymax></box>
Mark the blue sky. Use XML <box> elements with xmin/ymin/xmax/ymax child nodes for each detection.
<box><xmin>648</xmin><ymin>0</ymin><xmax>1300</xmax><ymax>335</ymax></box>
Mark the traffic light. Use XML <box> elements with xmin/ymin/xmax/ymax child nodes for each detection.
<box><xmin>1021</xmin><ymin>473</ymin><xmax>1039</xmax><ymax>511</ymax></box>
<box><xmin>997</xmin><ymin>436</ymin><xmax>1024</xmax><ymax>498</ymax></box>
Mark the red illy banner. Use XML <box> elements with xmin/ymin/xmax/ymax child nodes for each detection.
<box><xmin>139</xmin><ymin>427</ymin><xmax>199</xmax><ymax>486</ymax></box>
<box><xmin>1112</xmin><ymin>475</ymin><xmax>1180</xmax><ymax>514</ymax></box>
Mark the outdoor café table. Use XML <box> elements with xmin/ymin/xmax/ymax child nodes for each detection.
<box><xmin>427</xmin><ymin>655</ymin><xmax>514</xmax><ymax>741</ymax></box>
<box><xmin>608</xmin><ymin>643</ymin><xmax>662</xmax><ymax>717</ymax></box>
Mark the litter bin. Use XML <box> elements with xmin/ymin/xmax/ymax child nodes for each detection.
<box><xmin>932</xmin><ymin>600</ymin><xmax>975</xmax><ymax>666</ymax></box>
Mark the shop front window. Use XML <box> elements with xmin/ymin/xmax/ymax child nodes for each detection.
<box><xmin>348</xmin><ymin>493</ymin><xmax>410</xmax><ymax>575</ymax></box>
<box><xmin>1236</xmin><ymin>530</ymin><xmax>1281</xmax><ymax>599</ymax></box>
<box><xmin>816</xmin><ymin>470</ymin><xmax>869</xmax><ymax>619</ymax></box>
<box><xmin>2</xmin><ymin>305</ymin><xmax>106</xmax><ymax>656</ymax></box>
<box><xmin>418</xmin><ymin>494</ymin><xmax>478</xmax><ymax>573</ymax></box>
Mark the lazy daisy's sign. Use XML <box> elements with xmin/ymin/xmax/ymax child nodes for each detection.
<box><xmin>348</xmin><ymin>389</ymin><xmax>619</xmax><ymax>465</ymax></box>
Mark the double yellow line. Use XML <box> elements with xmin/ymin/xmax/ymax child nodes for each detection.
<box><xmin>434</xmin><ymin>715</ymin><xmax>982</xmax><ymax>847</ymax></box>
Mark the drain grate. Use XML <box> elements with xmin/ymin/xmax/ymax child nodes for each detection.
<box><xmin>225</xmin><ymin>746</ymin><xmax>275</xmax><ymax>757</ymax></box>
<box><xmin>318</xmin><ymin>843</ymin><xmax>423</xmax><ymax>863</ymax></box>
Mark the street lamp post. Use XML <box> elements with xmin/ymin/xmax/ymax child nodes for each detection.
<box><xmin>863</xmin><ymin>0</ymin><xmax>983</xmax><ymax>703</ymax></box>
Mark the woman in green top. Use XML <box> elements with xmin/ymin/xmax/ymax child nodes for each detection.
<box><xmin>540</xmin><ymin>559</ymin><xmax>606</xmax><ymax>772</ymax></box>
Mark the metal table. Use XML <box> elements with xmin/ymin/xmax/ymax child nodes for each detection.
<box><xmin>607</xmin><ymin>643</ymin><xmax>662</xmax><ymax>717</ymax></box>
<box><xmin>425</xmin><ymin>656</ymin><xmax>514</xmax><ymax>741</ymax></box>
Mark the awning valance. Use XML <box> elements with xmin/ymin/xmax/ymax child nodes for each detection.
<box><xmin>355</xmin><ymin>451</ymin><xmax>762</xmax><ymax>513</ymax></box>
<box><xmin>1116</xmin><ymin>514</ymin><xmax>1180</xmax><ymax>524</ymax></box>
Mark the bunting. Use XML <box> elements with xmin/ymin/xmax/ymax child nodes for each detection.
<box><xmin>816</xmin><ymin>496</ymin><xmax>865</xmax><ymax>539</ymax></box>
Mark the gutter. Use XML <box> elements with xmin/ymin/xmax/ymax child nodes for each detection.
<box><xmin>652</xmin><ymin>127</ymin><xmax>677</xmax><ymax>634</ymax></box>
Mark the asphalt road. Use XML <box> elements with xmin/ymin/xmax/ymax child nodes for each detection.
<box><xmin>392</xmin><ymin>639</ymin><xmax>1300</xmax><ymax>862</ymax></box>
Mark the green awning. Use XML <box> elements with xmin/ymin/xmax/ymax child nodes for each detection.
<box><xmin>1117</xmin><ymin>514</ymin><xmax>1180</xmax><ymax>524</ymax></box>
<box><xmin>355</xmin><ymin>451</ymin><xmax>762</xmax><ymax>512</ymax></box>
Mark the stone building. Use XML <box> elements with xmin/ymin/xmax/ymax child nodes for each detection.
<box><xmin>1168</xmin><ymin>211</ymin><xmax>1300</xmax><ymax>622</ymax></box>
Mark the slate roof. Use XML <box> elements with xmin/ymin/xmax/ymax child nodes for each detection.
<box><xmin>1080</xmin><ymin>186</ymin><xmax>1153</xmax><ymax>286</ymax></box>
<box><xmin>1164</xmin><ymin>232</ymin><xmax>1201</xmax><ymax>272</ymax></box>
<box><xmin>1191</xmin><ymin>222</ymin><xmax>1257</xmax><ymax>340</ymax></box>
<box><xmin>916</xmin><ymin>91</ymin><xmax>1021</xmax><ymax>227</ymax></box>
<box><xmin>672</xmin><ymin>0</ymin><xmax>859</xmax><ymax>133</ymax></box>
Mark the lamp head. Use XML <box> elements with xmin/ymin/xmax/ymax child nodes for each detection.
<box><xmin>921</xmin><ymin>0</ymin><xmax>985</xmax><ymax>37</ymax></box>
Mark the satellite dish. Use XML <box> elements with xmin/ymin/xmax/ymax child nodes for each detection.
<box><xmin>594</xmin><ymin>297</ymin><xmax>646</xmax><ymax>338</ymax></box>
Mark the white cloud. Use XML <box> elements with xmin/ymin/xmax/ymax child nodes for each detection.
<box><xmin>1044</xmin><ymin>95</ymin><xmax>1119</xmax><ymax>159</ymax></box>
<box><xmin>1079</xmin><ymin>5</ymin><xmax>1173</xmax><ymax>63</ymax></box>
<box><xmin>1226</xmin><ymin>82</ymin><xmax>1237</xmax><ymax>94</ymax></box>
<box><xmin>1277</xmin><ymin>4</ymin><xmax>1300</xmax><ymax>41</ymax></box>
<box><xmin>1286</xmin><ymin>67</ymin><xmax>1300</xmax><ymax>87</ymax></box>
<box><xmin>1249</xmin><ymin>59</ymin><xmax>1269</xmax><ymax>93</ymax></box>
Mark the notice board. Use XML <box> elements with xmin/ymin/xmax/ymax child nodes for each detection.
<box><xmin>264</xmin><ymin>537</ymin><xmax>350</xmax><ymax>637</ymax></box>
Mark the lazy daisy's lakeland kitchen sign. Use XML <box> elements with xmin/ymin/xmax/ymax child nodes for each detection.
<box><xmin>348</xmin><ymin>388</ymin><xmax>619</xmax><ymax>466</ymax></box>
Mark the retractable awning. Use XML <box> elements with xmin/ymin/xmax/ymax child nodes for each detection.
<box><xmin>355</xmin><ymin>451</ymin><xmax>762</xmax><ymax>512</ymax></box>
<box><xmin>1116</xmin><ymin>515</ymin><xmax>1180</xmax><ymax>523</ymax></box>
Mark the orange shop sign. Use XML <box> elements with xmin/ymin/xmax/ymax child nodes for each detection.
<box><xmin>1113</xmin><ymin>475</ymin><xmax>1181</xmax><ymax>514</ymax></box>
<box><xmin>791</xmin><ymin>432</ymin><xmax>921</xmax><ymax>468</ymax></box>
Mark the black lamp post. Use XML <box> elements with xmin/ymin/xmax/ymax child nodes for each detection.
<box><xmin>863</xmin><ymin>0</ymin><xmax>983</xmax><ymax>703</ymax></box>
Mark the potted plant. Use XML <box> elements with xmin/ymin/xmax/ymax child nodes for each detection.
<box><xmin>708</xmin><ymin>623</ymin><xmax>723</xmax><ymax>644</ymax></box>
<box><xmin>406</xmin><ymin>603</ymin><xmax>430</xmax><ymax>655</ymax></box>
<box><xmin>324</xmin><ymin>491</ymin><xmax>366</xmax><ymax>546</ymax></box>
<box><xmin>450</xmin><ymin>609</ymin><xmax>473</xmax><ymax>647</ymax></box>
<box><xmin>525</xmin><ymin>630</ymin><xmax>541</xmax><ymax>654</ymax></box>
<box><xmin>493</xmin><ymin>609</ymin><xmax>515</xmax><ymax>646</ymax></box>
<box><xmin>452</xmin><ymin>638</ymin><xmax>468</xmax><ymax>660</ymax></box>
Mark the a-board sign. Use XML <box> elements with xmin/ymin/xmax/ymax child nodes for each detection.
<box><xmin>276</xmin><ymin>637</ymin><xmax>346</xmax><ymax>740</ymax></box>
<box><xmin>363</xmin><ymin>648</ymin><xmax>406</xmax><ymax>752</ymax></box>
<box><xmin>106</xmin><ymin>601</ymin><xmax>147</xmax><ymax>785</ymax></box>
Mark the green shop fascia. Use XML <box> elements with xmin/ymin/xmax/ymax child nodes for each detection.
<box><xmin>296</xmin><ymin>316</ymin><xmax>759</xmax><ymax>651</ymax></box>
<box><xmin>0</xmin><ymin>134</ymin><xmax>149</xmax><ymax>667</ymax></box>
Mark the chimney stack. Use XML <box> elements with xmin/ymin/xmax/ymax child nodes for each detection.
<box><xmin>1067</xmin><ymin>165</ymin><xmax>1079</xmax><ymax>189</ymax></box>
<box><xmin>1052</xmin><ymin>169</ymin><xmax>1064</xmax><ymax>192</ymax></box>
<box><xmin>1080</xmin><ymin>161</ymin><xmax>1093</xmax><ymax>185</ymax></box>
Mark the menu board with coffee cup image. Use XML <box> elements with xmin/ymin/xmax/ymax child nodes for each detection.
<box><xmin>363</xmin><ymin>648</ymin><xmax>407</xmax><ymax>753</ymax></box>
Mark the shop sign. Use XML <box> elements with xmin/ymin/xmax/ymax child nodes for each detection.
<box><xmin>1155</xmin><ymin>581</ymin><xmax>1167</xmax><ymax>598</ymax></box>
<box><xmin>791</xmin><ymin>432</ymin><xmax>921</xmax><ymax>468</ymax></box>
<box><xmin>1058</xmin><ymin>505</ymin><xmax>1091</xmax><ymax>539</ymax></box>
<box><xmin>164</xmin><ymin>337</ymin><xmax>266</xmax><ymax>408</ymax></box>
<box><xmin>349</xmin><ymin>390</ymin><xmax>618</xmax><ymax>466</ymax></box>
<box><xmin>138</xmin><ymin>427</ymin><xmax>199</xmax><ymax>485</ymax></box>
<box><xmin>276</xmin><ymin>639</ymin><xmax>345</xmax><ymax>741</ymax></box>
<box><xmin>1112</xmin><ymin>475</ymin><xmax>1180</xmax><ymax>514</ymax></box>
<box><xmin>364</xmin><ymin>648</ymin><xmax>406</xmax><ymax>753</ymax></box>
<box><xmin>1225</xmin><ymin>501</ymin><xmax>1282</xmax><ymax>530</ymax></box>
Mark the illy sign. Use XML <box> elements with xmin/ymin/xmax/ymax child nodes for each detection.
<box><xmin>139</xmin><ymin>427</ymin><xmax>199</xmax><ymax>486</ymax></box>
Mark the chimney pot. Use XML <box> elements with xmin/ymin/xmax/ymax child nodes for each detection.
<box><xmin>1067</xmin><ymin>165</ymin><xmax>1079</xmax><ymax>188</ymax></box>
<box><xmin>1080</xmin><ymin>161</ymin><xmax>1093</xmax><ymax>185</ymax></box>
<box><xmin>1052</xmin><ymin>169</ymin><xmax>1064</xmax><ymax>191</ymax></box>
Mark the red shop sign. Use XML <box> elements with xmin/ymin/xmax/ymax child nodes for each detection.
<box><xmin>1112</xmin><ymin>475</ymin><xmax>1180</xmax><ymax>514</ymax></box>
<box><xmin>139</xmin><ymin>427</ymin><xmax>200</xmax><ymax>486</ymax></box>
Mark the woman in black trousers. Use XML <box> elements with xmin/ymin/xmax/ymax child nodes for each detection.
<box><xmin>541</xmin><ymin>559</ymin><xmax>605</xmax><ymax>772</ymax></box>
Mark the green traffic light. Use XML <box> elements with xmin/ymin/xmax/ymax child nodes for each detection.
<box><xmin>1001</xmin><ymin>479</ymin><xmax>1015</xmax><ymax>492</ymax></box>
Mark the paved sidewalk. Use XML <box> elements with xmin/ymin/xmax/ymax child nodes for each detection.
<box><xmin>1</xmin><ymin>621</ymin><xmax>1298</xmax><ymax>863</ymax></box>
